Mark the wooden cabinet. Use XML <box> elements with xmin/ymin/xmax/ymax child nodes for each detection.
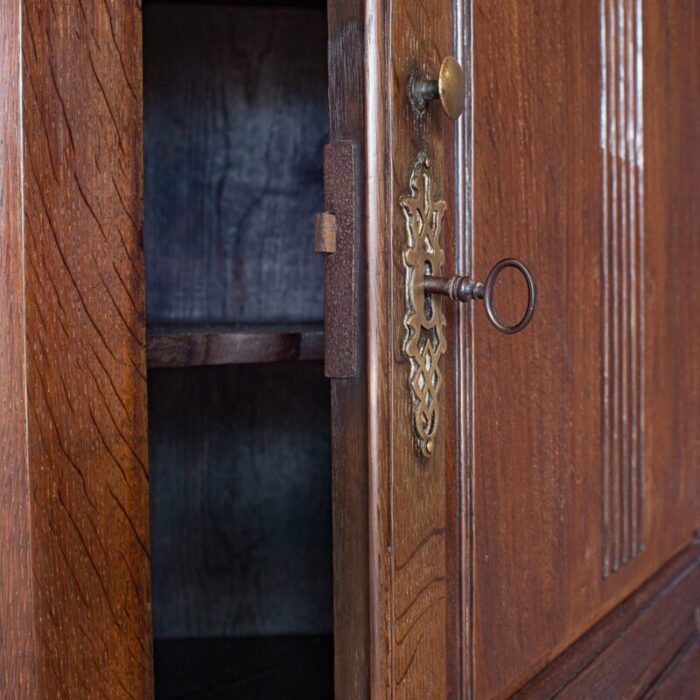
<box><xmin>1</xmin><ymin>1</ymin><xmax>699</xmax><ymax>698</ymax></box>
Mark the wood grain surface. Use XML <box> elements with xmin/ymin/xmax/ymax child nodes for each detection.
<box><xmin>0</xmin><ymin>2</ymin><xmax>35</xmax><ymax>696</ymax></box>
<box><xmin>147</xmin><ymin>324</ymin><xmax>324</xmax><ymax>368</ymax></box>
<box><xmin>471</xmin><ymin>3</ymin><xmax>603</xmax><ymax>695</ymax></box>
<box><xmin>0</xmin><ymin>1</ymin><xmax>153</xmax><ymax>697</ymax></box>
<box><xmin>389</xmin><ymin>2</ymin><xmax>465</xmax><ymax>696</ymax></box>
<box><xmin>642</xmin><ymin>0</ymin><xmax>700</xmax><ymax>596</ymax></box>
<box><xmin>148</xmin><ymin>363</ymin><xmax>332</xmax><ymax>639</ymax></box>
<box><xmin>648</xmin><ymin>636</ymin><xmax>700</xmax><ymax>700</ymax></box>
<box><xmin>362</xmin><ymin>0</ymin><xmax>466</xmax><ymax>697</ymax></box>
<box><xmin>325</xmin><ymin>0</ymin><xmax>372</xmax><ymax>697</ymax></box>
<box><xmin>143</xmin><ymin>4</ymin><xmax>327</xmax><ymax>326</ymax></box>
<box><xmin>344</xmin><ymin>1</ymin><xmax>700</xmax><ymax>696</ymax></box>
<box><xmin>7</xmin><ymin>0</ymin><xmax>691</xmax><ymax>696</ymax></box>
<box><xmin>471</xmin><ymin>0</ymin><xmax>700</xmax><ymax>696</ymax></box>
<box><xmin>515</xmin><ymin>540</ymin><xmax>700</xmax><ymax>699</ymax></box>
<box><xmin>142</xmin><ymin>2</ymin><xmax>333</xmax><ymax>648</ymax></box>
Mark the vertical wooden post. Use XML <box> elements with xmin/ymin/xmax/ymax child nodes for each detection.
<box><xmin>0</xmin><ymin>2</ymin><xmax>36</xmax><ymax>695</ymax></box>
<box><xmin>0</xmin><ymin>2</ymin><xmax>152</xmax><ymax>696</ymax></box>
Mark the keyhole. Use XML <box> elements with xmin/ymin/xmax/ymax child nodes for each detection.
<box><xmin>423</xmin><ymin>261</ymin><xmax>433</xmax><ymax>321</ymax></box>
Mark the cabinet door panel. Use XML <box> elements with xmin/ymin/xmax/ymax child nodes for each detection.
<box><xmin>471</xmin><ymin>1</ymin><xmax>700</xmax><ymax>697</ymax></box>
<box><xmin>331</xmin><ymin>1</ymin><xmax>700</xmax><ymax>697</ymax></box>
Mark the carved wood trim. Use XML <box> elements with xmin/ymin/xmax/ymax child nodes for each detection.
<box><xmin>454</xmin><ymin>2</ymin><xmax>473</xmax><ymax>697</ymax></box>
<box><xmin>601</xmin><ymin>0</ymin><xmax>645</xmax><ymax>577</ymax></box>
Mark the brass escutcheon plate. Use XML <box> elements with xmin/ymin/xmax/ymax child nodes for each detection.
<box><xmin>400</xmin><ymin>153</ymin><xmax>448</xmax><ymax>457</ymax></box>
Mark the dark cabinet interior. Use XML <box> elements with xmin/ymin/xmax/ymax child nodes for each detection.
<box><xmin>142</xmin><ymin>1</ymin><xmax>333</xmax><ymax>696</ymax></box>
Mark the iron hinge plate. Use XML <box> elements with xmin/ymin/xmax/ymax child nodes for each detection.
<box><xmin>318</xmin><ymin>141</ymin><xmax>359</xmax><ymax>379</ymax></box>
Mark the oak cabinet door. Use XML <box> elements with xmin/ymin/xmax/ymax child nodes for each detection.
<box><xmin>329</xmin><ymin>1</ymin><xmax>700</xmax><ymax>697</ymax></box>
<box><xmin>471</xmin><ymin>1</ymin><xmax>700</xmax><ymax>697</ymax></box>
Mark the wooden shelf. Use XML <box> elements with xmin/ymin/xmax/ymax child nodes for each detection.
<box><xmin>147</xmin><ymin>324</ymin><xmax>324</xmax><ymax>369</ymax></box>
<box><xmin>154</xmin><ymin>635</ymin><xmax>333</xmax><ymax>699</ymax></box>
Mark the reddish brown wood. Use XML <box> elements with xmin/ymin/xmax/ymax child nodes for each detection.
<box><xmin>329</xmin><ymin>0</ymin><xmax>700</xmax><ymax>696</ymax></box>
<box><xmin>471</xmin><ymin>4</ymin><xmax>603</xmax><ymax>693</ymax></box>
<box><xmin>1</xmin><ymin>1</ymin><xmax>152</xmax><ymax>697</ymax></box>
<box><xmin>8</xmin><ymin>1</ymin><xmax>698</xmax><ymax>697</ymax></box>
<box><xmin>643</xmin><ymin>0</ymin><xmax>700</xmax><ymax>583</ymax></box>
<box><xmin>363</xmin><ymin>1</ymin><xmax>465</xmax><ymax>697</ymax></box>
<box><xmin>648</xmin><ymin>636</ymin><xmax>700</xmax><ymax>700</ymax></box>
<box><xmin>326</xmin><ymin>1</ymin><xmax>371</xmax><ymax>698</ymax></box>
<box><xmin>515</xmin><ymin>540</ymin><xmax>700</xmax><ymax>699</ymax></box>
<box><xmin>470</xmin><ymin>1</ymin><xmax>700</xmax><ymax>697</ymax></box>
<box><xmin>147</xmin><ymin>325</ymin><xmax>323</xmax><ymax>368</ymax></box>
<box><xmin>329</xmin><ymin>0</ymin><xmax>465</xmax><ymax>695</ymax></box>
<box><xmin>0</xmin><ymin>2</ymin><xmax>36</xmax><ymax>696</ymax></box>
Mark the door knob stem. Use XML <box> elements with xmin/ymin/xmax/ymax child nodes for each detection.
<box><xmin>409</xmin><ymin>56</ymin><xmax>466</xmax><ymax>120</ymax></box>
<box><xmin>410</xmin><ymin>76</ymin><xmax>440</xmax><ymax>110</ymax></box>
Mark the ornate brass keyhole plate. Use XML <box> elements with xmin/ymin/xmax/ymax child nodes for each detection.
<box><xmin>401</xmin><ymin>152</ymin><xmax>537</xmax><ymax>457</ymax></box>
<box><xmin>400</xmin><ymin>153</ymin><xmax>448</xmax><ymax>457</ymax></box>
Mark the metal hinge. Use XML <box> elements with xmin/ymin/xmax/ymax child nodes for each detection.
<box><xmin>315</xmin><ymin>141</ymin><xmax>359</xmax><ymax>379</ymax></box>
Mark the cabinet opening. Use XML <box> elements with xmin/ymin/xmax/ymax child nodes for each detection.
<box><xmin>142</xmin><ymin>1</ymin><xmax>333</xmax><ymax>696</ymax></box>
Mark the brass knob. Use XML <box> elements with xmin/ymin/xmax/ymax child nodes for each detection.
<box><xmin>409</xmin><ymin>56</ymin><xmax>466</xmax><ymax>121</ymax></box>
